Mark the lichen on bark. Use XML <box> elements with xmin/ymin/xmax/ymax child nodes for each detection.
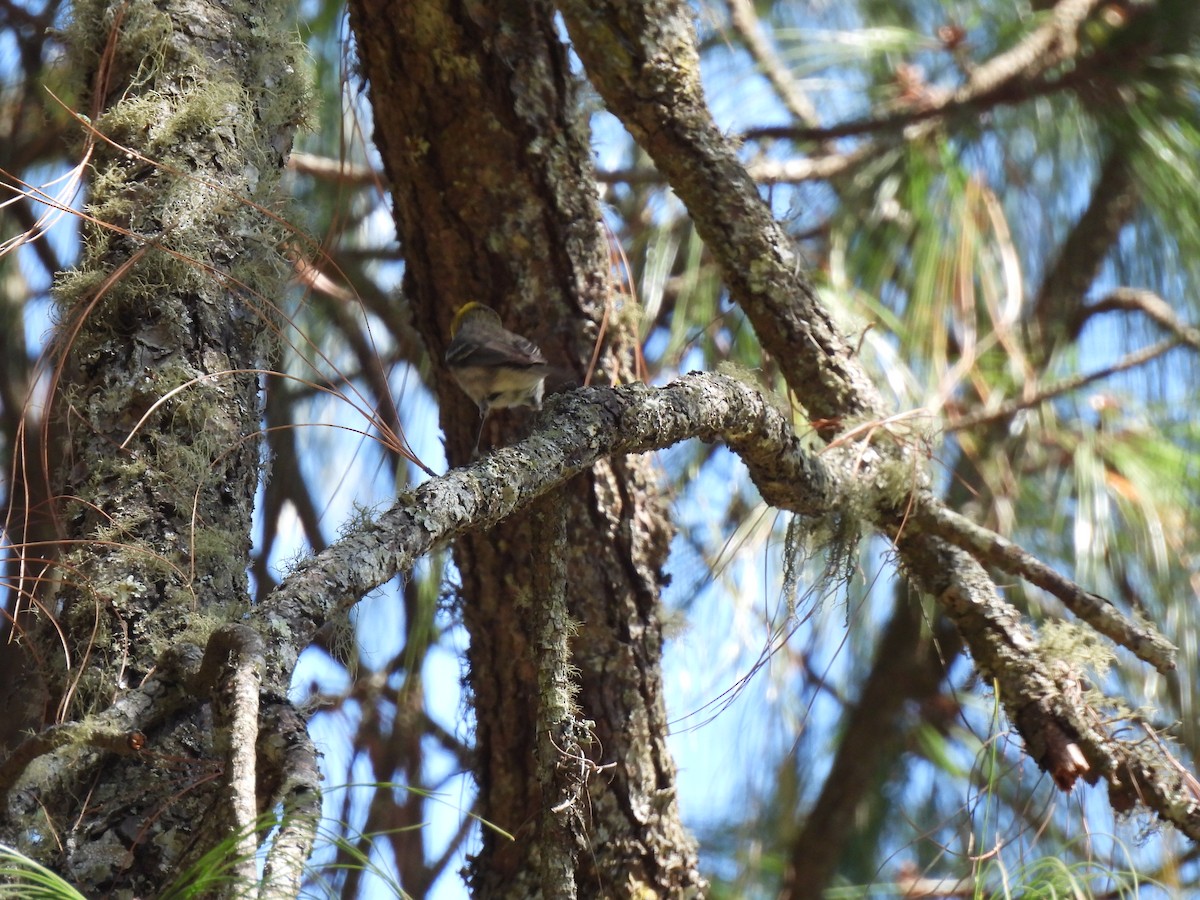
<box><xmin>46</xmin><ymin>0</ymin><xmax>308</xmax><ymax>707</ymax></box>
<box><xmin>0</xmin><ymin>0</ymin><xmax>310</xmax><ymax>889</ymax></box>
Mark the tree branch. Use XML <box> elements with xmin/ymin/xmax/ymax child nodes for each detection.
<box><xmin>197</xmin><ymin>624</ymin><xmax>266</xmax><ymax>893</ymax></box>
<box><xmin>912</xmin><ymin>499</ymin><xmax>1175</xmax><ymax>671</ymax></box>
<box><xmin>1080</xmin><ymin>287</ymin><xmax>1200</xmax><ymax>351</ymax></box>
<box><xmin>723</xmin><ymin>0</ymin><xmax>820</xmax><ymax>127</ymax></box>
<box><xmin>254</xmin><ymin>374</ymin><xmax>841</xmax><ymax>690</ymax></box>
<box><xmin>948</xmin><ymin>336</ymin><xmax>1181</xmax><ymax>432</ymax></box>
<box><xmin>0</xmin><ymin>642</ymin><xmax>204</xmax><ymax>812</ymax></box>
<box><xmin>557</xmin><ymin>0</ymin><xmax>886</xmax><ymax>431</ymax></box>
<box><xmin>1034</xmin><ymin>151</ymin><xmax>1140</xmax><ymax>350</ymax></box>
<box><xmin>245</xmin><ymin>373</ymin><xmax>1200</xmax><ymax>839</ymax></box>
<box><xmin>258</xmin><ymin>703</ymin><xmax>321</xmax><ymax>900</ymax></box>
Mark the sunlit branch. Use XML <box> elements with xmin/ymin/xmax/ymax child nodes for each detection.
<box><xmin>248</xmin><ymin>371</ymin><xmax>1200</xmax><ymax>839</ymax></box>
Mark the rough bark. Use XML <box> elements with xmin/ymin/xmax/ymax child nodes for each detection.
<box><xmin>0</xmin><ymin>0</ymin><xmax>307</xmax><ymax>890</ymax></box>
<box><xmin>557</xmin><ymin>0</ymin><xmax>886</xmax><ymax>433</ymax></box>
<box><xmin>346</xmin><ymin>0</ymin><xmax>704</xmax><ymax>894</ymax></box>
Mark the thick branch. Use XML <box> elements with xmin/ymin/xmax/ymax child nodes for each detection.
<box><xmin>199</xmin><ymin>624</ymin><xmax>266</xmax><ymax>893</ymax></box>
<box><xmin>255</xmin><ymin>373</ymin><xmax>1171</xmax><ymax>678</ymax></box>
<box><xmin>0</xmin><ymin>642</ymin><xmax>204</xmax><ymax>814</ymax></box>
<box><xmin>255</xmin><ymin>374</ymin><xmax>840</xmax><ymax>688</ymax></box>
<box><xmin>258</xmin><ymin>703</ymin><xmax>321</xmax><ymax>900</ymax></box>
<box><xmin>556</xmin><ymin>0</ymin><xmax>885</xmax><ymax>430</ymax></box>
<box><xmin>244</xmin><ymin>374</ymin><xmax>1200</xmax><ymax>840</ymax></box>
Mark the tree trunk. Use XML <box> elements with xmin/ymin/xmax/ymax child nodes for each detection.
<box><xmin>347</xmin><ymin>0</ymin><xmax>704</xmax><ymax>894</ymax></box>
<box><xmin>0</xmin><ymin>0</ymin><xmax>307</xmax><ymax>891</ymax></box>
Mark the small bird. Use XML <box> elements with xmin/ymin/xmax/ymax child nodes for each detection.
<box><xmin>445</xmin><ymin>302</ymin><xmax>550</xmax><ymax>455</ymax></box>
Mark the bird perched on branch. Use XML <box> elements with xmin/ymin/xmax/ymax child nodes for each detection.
<box><xmin>445</xmin><ymin>302</ymin><xmax>550</xmax><ymax>456</ymax></box>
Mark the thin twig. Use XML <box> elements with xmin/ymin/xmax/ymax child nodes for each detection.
<box><xmin>948</xmin><ymin>336</ymin><xmax>1181</xmax><ymax>432</ymax></box>
<box><xmin>913</xmin><ymin>498</ymin><xmax>1176</xmax><ymax>673</ymax></box>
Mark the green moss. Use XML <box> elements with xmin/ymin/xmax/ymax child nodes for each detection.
<box><xmin>62</xmin><ymin>0</ymin><xmax>177</xmax><ymax>112</ymax></box>
<box><xmin>52</xmin><ymin>262</ymin><xmax>108</xmax><ymax>299</ymax></box>
<box><xmin>1040</xmin><ymin>620</ymin><xmax>1116</xmax><ymax>678</ymax></box>
<box><xmin>93</xmin><ymin>511</ymin><xmax>152</xmax><ymax>547</ymax></box>
<box><xmin>189</xmin><ymin>527</ymin><xmax>240</xmax><ymax>569</ymax></box>
<box><xmin>172</xmin><ymin>608</ymin><xmax>227</xmax><ymax>650</ymax></box>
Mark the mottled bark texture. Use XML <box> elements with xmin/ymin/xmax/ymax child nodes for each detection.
<box><xmin>346</xmin><ymin>0</ymin><xmax>704</xmax><ymax>894</ymax></box>
<box><xmin>557</xmin><ymin>0</ymin><xmax>887</xmax><ymax>434</ymax></box>
<box><xmin>0</xmin><ymin>0</ymin><xmax>307</xmax><ymax>891</ymax></box>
